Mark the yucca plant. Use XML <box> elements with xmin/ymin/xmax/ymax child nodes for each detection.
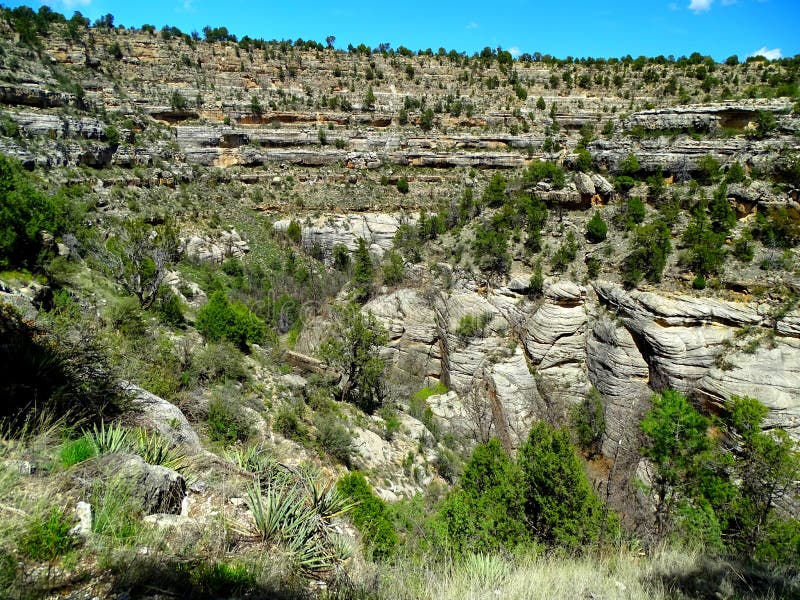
<box><xmin>85</xmin><ymin>420</ymin><xmax>130</xmax><ymax>455</ymax></box>
<box><xmin>225</xmin><ymin>444</ymin><xmax>280</xmax><ymax>481</ymax></box>
<box><xmin>133</xmin><ymin>428</ymin><xmax>187</xmax><ymax>472</ymax></box>
<box><xmin>245</xmin><ymin>481</ymin><xmax>336</xmax><ymax>573</ymax></box>
<box><xmin>300</xmin><ymin>467</ymin><xmax>356</xmax><ymax>522</ymax></box>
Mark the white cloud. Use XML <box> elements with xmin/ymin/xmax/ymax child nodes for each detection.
<box><xmin>749</xmin><ymin>46</ymin><xmax>782</xmax><ymax>60</ymax></box>
<box><xmin>466</xmin><ymin>21</ymin><xmax>478</xmax><ymax>30</ymax></box>
<box><xmin>509</xmin><ymin>46</ymin><xmax>521</xmax><ymax>58</ymax></box>
<box><xmin>688</xmin><ymin>0</ymin><xmax>712</xmax><ymax>12</ymax></box>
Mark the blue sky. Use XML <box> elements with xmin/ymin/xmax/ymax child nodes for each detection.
<box><xmin>5</xmin><ymin>0</ymin><xmax>799</xmax><ymax>61</ymax></box>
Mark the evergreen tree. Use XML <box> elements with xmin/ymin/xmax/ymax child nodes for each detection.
<box><xmin>352</xmin><ymin>237</ymin><xmax>374</xmax><ymax>303</ymax></box>
<box><xmin>517</xmin><ymin>422</ymin><xmax>611</xmax><ymax>548</ymax></box>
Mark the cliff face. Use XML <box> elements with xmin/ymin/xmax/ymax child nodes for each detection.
<box><xmin>1</xmin><ymin>19</ymin><xmax>799</xmax><ymax>455</ymax></box>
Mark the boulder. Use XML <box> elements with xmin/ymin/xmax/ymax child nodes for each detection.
<box><xmin>125</xmin><ymin>384</ymin><xmax>201</xmax><ymax>451</ymax></box>
<box><xmin>70</xmin><ymin>453</ymin><xmax>186</xmax><ymax>515</ymax></box>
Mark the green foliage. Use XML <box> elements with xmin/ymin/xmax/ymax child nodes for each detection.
<box><xmin>614</xmin><ymin>175</ymin><xmax>636</xmax><ymax>193</ymax></box>
<box><xmin>396</xmin><ymin>177</ymin><xmax>409</xmax><ymax>194</ymax></box>
<box><xmin>640</xmin><ymin>390</ymin><xmax>711</xmax><ymax>540</ymax></box>
<box><xmin>286</xmin><ymin>220</ymin><xmax>302</xmax><ymax>244</ymax></box>
<box><xmin>319</xmin><ymin>304</ymin><xmax>388</xmax><ymax>414</ymax></box>
<box><xmin>170</xmin><ymin>90</ymin><xmax>188</xmax><ymax>111</ymax></box>
<box><xmin>381</xmin><ymin>250</ymin><xmax>404</xmax><ymax>285</ymax></box>
<box><xmin>59</xmin><ymin>436</ymin><xmax>98</xmax><ymax>467</ymax></box>
<box><xmin>437</xmin><ymin>439</ymin><xmax>528</xmax><ymax>554</ymax></box>
<box><xmin>528</xmin><ymin>262</ymin><xmax>544</xmax><ymax>297</ymax></box>
<box><xmin>745</xmin><ymin>110</ymin><xmax>777</xmax><ymax>140</ymax></box>
<box><xmin>332</xmin><ymin>243</ymin><xmax>350</xmax><ymax>270</ymax></box>
<box><xmin>456</xmin><ymin>312</ymin><xmax>491</xmax><ymax>340</ymax></box>
<box><xmin>482</xmin><ymin>173</ymin><xmax>507</xmax><ymax>207</ymax></box>
<box><xmin>536</xmin><ymin>96</ymin><xmax>546</xmax><ymax>110</ymax></box>
<box><xmin>104</xmin><ymin>125</ymin><xmax>120</xmax><ymax>145</ymax></box>
<box><xmin>472</xmin><ymin>222</ymin><xmax>510</xmax><ymax>275</ymax></box>
<box><xmin>337</xmin><ymin>472</ymin><xmax>397</xmax><ymax>560</ymax></box>
<box><xmin>524</xmin><ymin>160</ymin><xmax>565</xmax><ymax>189</ymax></box>
<box><xmin>725</xmin><ymin>161</ymin><xmax>746</xmax><ymax>184</ymax></box>
<box><xmin>694</xmin><ymin>154</ymin><xmax>721</xmax><ymax>185</ymax></box>
<box><xmin>98</xmin><ymin>219</ymin><xmax>179</xmax><ymax>310</ymax></box>
<box><xmin>615</xmin><ymin>197</ymin><xmax>646</xmax><ymax>230</ymax></box>
<box><xmin>724</xmin><ymin>396</ymin><xmax>800</xmax><ymax>557</ymax></box>
<box><xmin>0</xmin><ymin>155</ymin><xmax>83</xmax><ymax>270</ymax></box>
<box><xmin>623</xmin><ymin>219</ymin><xmax>672</xmax><ymax>286</ymax></box>
<box><xmin>313</xmin><ymin>412</ymin><xmax>353</xmax><ymax>465</ymax></box>
<box><xmin>419</xmin><ymin>108</ymin><xmax>434</xmax><ymax>131</ymax></box>
<box><xmin>351</xmin><ymin>237</ymin><xmax>374</xmax><ymax>303</ymax></box>
<box><xmin>273</xmin><ymin>402</ymin><xmax>307</xmax><ymax>441</ymax></box>
<box><xmin>618</xmin><ymin>153</ymin><xmax>641</xmax><ymax>177</ymax></box>
<box><xmin>551</xmin><ymin>230</ymin><xmax>578</xmax><ymax>272</ymax></box>
<box><xmin>152</xmin><ymin>286</ymin><xmax>185</xmax><ymax>327</ymax></box>
<box><xmin>574</xmin><ymin>148</ymin><xmax>592</xmax><ymax>172</ymax></box>
<box><xmin>207</xmin><ymin>398</ymin><xmax>252</xmax><ymax>444</ymax></box>
<box><xmin>709</xmin><ymin>183</ymin><xmax>736</xmax><ymax>234</ymax></box>
<box><xmin>585</xmin><ymin>212</ymin><xmax>608</xmax><ymax>243</ymax></box>
<box><xmin>18</xmin><ymin>506</ymin><xmax>77</xmax><ymax>561</ymax></box>
<box><xmin>682</xmin><ymin>203</ymin><xmax>727</xmax><ymax>276</ymax></box>
<box><xmin>518</xmin><ymin>422</ymin><xmax>611</xmax><ymax>549</ymax></box>
<box><xmin>196</xmin><ymin>291</ymin><xmax>267</xmax><ymax>350</ymax></box>
<box><xmin>0</xmin><ymin>304</ymin><xmax>120</xmax><ymax>430</ymax></box>
<box><xmin>571</xmin><ymin>388</ymin><xmax>606</xmax><ymax>456</ymax></box>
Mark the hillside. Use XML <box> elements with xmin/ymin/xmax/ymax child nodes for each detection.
<box><xmin>0</xmin><ymin>7</ymin><xmax>799</xmax><ymax>600</ymax></box>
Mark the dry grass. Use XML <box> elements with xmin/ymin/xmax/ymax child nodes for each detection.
<box><xmin>336</xmin><ymin>544</ymin><xmax>797</xmax><ymax>600</ymax></box>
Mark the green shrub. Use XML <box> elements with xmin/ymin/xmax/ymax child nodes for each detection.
<box><xmin>585</xmin><ymin>212</ymin><xmax>607</xmax><ymax>243</ymax></box>
<box><xmin>0</xmin><ymin>155</ymin><xmax>84</xmax><ymax>270</ymax></box>
<box><xmin>518</xmin><ymin>422</ymin><xmax>612</xmax><ymax>548</ymax></box>
<box><xmin>574</xmin><ymin>148</ymin><xmax>592</xmax><ymax>172</ymax></box>
<box><xmin>472</xmin><ymin>222</ymin><xmax>510</xmax><ymax>275</ymax></box>
<box><xmin>314</xmin><ymin>413</ymin><xmax>353</xmax><ymax>465</ymax></box>
<box><xmin>695</xmin><ymin>154</ymin><xmax>722</xmax><ymax>185</ymax></box>
<box><xmin>396</xmin><ymin>177</ymin><xmax>409</xmax><ymax>194</ymax></box>
<box><xmin>191</xmin><ymin>562</ymin><xmax>255</xmax><ymax>596</ymax></box>
<box><xmin>273</xmin><ymin>403</ymin><xmax>307</xmax><ymax>441</ymax></box>
<box><xmin>337</xmin><ymin>472</ymin><xmax>397</xmax><ymax>560</ymax></box>
<box><xmin>614</xmin><ymin>175</ymin><xmax>636</xmax><ymax>193</ymax></box>
<box><xmin>107</xmin><ymin>297</ymin><xmax>147</xmax><ymax>338</ymax></box>
<box><xmin>381</xmin><ymin>250</ymin><xmax>404</xmax><ymax>285</ymax></box>
<box><xmin>482</xmin><ymin>173</ymin><xmax>507</xmax><ymax>207</ymax></box>
<box><xmin>286</xmin><ymin>220</ymin><xmax>302</xmax><ymax>244</ymax></box>
<box><xmin>207</xmin><ymin>398</ymin><xmax>252</xmax><ymax>444</ymax></box>
<box><xmin>456</xmin><ymin>313</ymin><xmax>491</xmax><ymax>340</ymax></box>
<box><xmin>190</xmin><ymin>341</ymin><xmax>249</xmax><ymax>384</ymax></box>
<box><xmin>551</xmin><ymin>230</ymin><xmax>579</xmax><ymax>271</ymax></box>
<box><xmin>618</xmin><ymin>153</ymin><xmax>641</xmax><ymax>177</ymax></box>
<box><xmin>59</xmin><ymin>436</ymin><xmax>98</xmax><ymax>467</ymax></box>
<box><xmin>529</xmin><ymin>262</ymin><xmax>544</xmax><ymax>297</ymax></box>
<box><xmin>571</xmin><ymin>388</ymin><xmax>605</xmax><ymax>456</ymax></box>
<box><xmin>18</xmin><ymin>506</ymin><xmax>77</xmax><ymax>561</ymax></box>
<box><xmin>622</xmin><ymin>219</ymin><xmax>672</xmax><ymax>286</ymax></box>
<box><xmin>196</xmin><ymin>291</ymin><xmax>267</xmax><ymax>350</ymax></box>
<box><xmin>524</xmin><ymin>160</ymin><xmax>565</xmax><ymax>189</ymax></box>
<box><xmin>152</xmin><ymin>286</ymin><xmax>184</xmax><ymax>327</ymax></box>
<box><xmin>437</xmin><ymin>439</ymin><xmax>527</xmax><ymax>555</ymax></box>
<box><xmin>725</xmin><ymin>161</ymin><xmax>746</xmax><ymax>184</ymax></box>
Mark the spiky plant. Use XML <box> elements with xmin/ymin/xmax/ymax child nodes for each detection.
<box><xmin>85</xmin><ymin>420</ymin><xmax>130</xmax><ymax>455</ymax></box>
<box><xmin>133</xmin><ymin>428</ymin><xmax>187</xmax><ymax>472</ymax></box>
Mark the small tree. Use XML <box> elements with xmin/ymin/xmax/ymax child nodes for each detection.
<box><xmin>725</xmin><ymin>396</ymin><xmax>800</xmax><ymax>556</ymax></box>
<box><xmin>351</xmin><ymin>238</ymin><xmax>374</xmax><ymax>303</ymax></box>
<box><xmin>97</xmin><ymin>220</ymin><xmax>179</xmax><ymax>310</ymax></box>
<box><xmin>586</xmin><ymin>212</ymin><xmax>608</xmax><ymax>243</ymax></box>
<box><xmin>536</xmin><ymin>96</ymin><xmax>546</xmax><ymax>110</ymax></box>
<box><xmin>518</xmin><ymin>422</ymin><xmax>610</xmax><ymax>548</ymax></box>
<box><xmin>364</xmin><ymin>85</ymin><xmax>376</xmax><ymax>109</ymax></box>
<box><xmin>572</xmin><ymin>388</ymin><xmax>606</xmax><ymax>456</ymax></box>
<box><xmin>640</xmin><ymin>390</ymin><xmax>711</xmax><ymax>541</ymax></box>
<box><xmin>482</xmin><ymin>173</ymin><xmax>507</xmax><ymax>207</ymax></box>
<box><xmin>320</xmin><ymin>304</ymin><xmax>387</xmax><ymax>414</ymax></box>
